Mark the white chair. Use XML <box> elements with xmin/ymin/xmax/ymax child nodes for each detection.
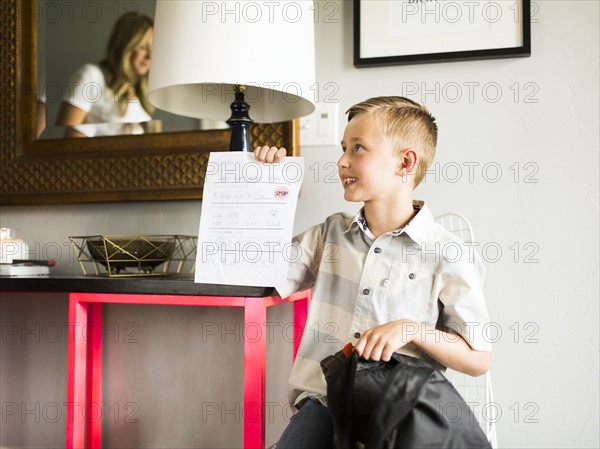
<box><xmin>435</xmin><ymin>212</ymin><xmax>498</xmax><ymax>449</ymax></box>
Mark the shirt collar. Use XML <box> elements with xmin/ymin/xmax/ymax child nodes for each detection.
<box><xmin>402</xmin><ymin>201</ymin><xmax>435</xmax><ymax>245</ymax></box>
<box><xmin>347</xmin><ymin>200</ymin><xmax>435</xmax><ymax>245</ymax></box>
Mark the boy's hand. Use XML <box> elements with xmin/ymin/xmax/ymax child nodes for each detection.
<box><xmin>254</xmin><ymin>145</ymin><xmax>287</xmax><ymax>163</ymax></box>
<box><xmin>354</xmin><ymin>319</ymin><xmax>418</xmax><ymax>362</ymax></box>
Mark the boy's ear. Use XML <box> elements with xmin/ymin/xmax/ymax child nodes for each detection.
<box><xmin>396</xmin><ymin>149</ymin><xmax>418</xmax><ymax>177</ymax></box>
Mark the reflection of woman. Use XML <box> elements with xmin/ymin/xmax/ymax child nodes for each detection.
<box><xmin>55</xmin><ymin>12</ymin><xmax>155</xmax><ymax>137</ymax></box>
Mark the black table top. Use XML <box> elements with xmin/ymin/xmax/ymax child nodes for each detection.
<box><xmin>0</xmin><ymin>275</ymin><xmax>277</xmax><ymax>297</ymax></box>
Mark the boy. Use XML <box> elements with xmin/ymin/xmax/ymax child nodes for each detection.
<box><xmin>254</xmin><ymin>96</ymin><xmax>491</xmax><ymax>449</ymax></box>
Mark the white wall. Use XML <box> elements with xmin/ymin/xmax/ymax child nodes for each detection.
<box><xmin>1</xmin><ymin>1</ymin><xmax>598</xmax><ymax>447</ymax></box>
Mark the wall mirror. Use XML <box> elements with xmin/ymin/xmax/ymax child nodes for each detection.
<box><xmin>0</xmin><ymin>0</ymin><xmax>299</xmax><ymax>205</ymax></box>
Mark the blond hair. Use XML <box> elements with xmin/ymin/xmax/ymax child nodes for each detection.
<box><xmin>347</xmin><ymin>96</ymin><xmax>437</xmax><ymax>187</ymax></box>
<box><xmin>100</xmin><ymin>11</ymin><xmax>154</xmax><ymax>117</ymax></box>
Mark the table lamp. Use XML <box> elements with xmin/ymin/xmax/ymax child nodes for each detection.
<box><xmin>148</xmin><ymin>0</ymin><xmax>317</xmax><ymax>152</ymax></box>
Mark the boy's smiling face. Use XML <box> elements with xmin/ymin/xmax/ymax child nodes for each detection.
<box><xmin>338</xmin><ymin>114</ymin><xmax>404</xmax><ymax>204</ymax></box>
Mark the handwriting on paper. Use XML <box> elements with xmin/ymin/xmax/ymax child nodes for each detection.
<box><xmin>195</xmin><ymin>152</ymin><xmax>304</xmax><ymax>287</ymax></box>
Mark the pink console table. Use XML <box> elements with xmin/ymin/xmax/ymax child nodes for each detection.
<box><xmin>0</xmin><ymin>276</ymin><xmax>311</xmax><ymax>449</ymax></box>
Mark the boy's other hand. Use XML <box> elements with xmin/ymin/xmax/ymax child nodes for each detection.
<box><xmin>354</xmin><ymin>319</ymin><xmax>418</xmax><ymax>362</ymax></box>
<box><xmin>254</xmin><ymin>145</ymin><xmax>287</xmax><ymax>163</ymax></box>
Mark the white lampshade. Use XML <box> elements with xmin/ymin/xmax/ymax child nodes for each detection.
<box><xmin>148</xmin><ymin>0</ymin><xmax>316</xmax><ymax>123</ymax></box>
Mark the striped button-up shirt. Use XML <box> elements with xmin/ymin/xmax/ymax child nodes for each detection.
<box><xmin>277</xmin><ymin>201</ymin><xmax>491</xmax><ymax>406</ymax></box>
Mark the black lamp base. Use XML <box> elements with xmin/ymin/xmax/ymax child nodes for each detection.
<box><xmin>226</xmin><ymin>86</ymin><xmax>253</xmax><ymax>152</ymax></box>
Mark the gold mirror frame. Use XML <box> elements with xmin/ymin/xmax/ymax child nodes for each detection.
<box><xmin>0</xmin><ymin>0</ymin><xmax>299</xmax><ymax>205</ymax></box>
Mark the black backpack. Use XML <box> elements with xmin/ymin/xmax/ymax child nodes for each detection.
<box><xmin>321</xmin><ymin>347</ymin><xmax>492</xmax><ymax>449</ymax></box>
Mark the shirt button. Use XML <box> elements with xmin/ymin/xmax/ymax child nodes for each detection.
<box><xmin>354</xmin><ymin>332</ymin><xmax>361</xmax><ymax>339</ymax></box>
<box><xmin>362</xmin><ymin>288</ymin><xmax>370</xmax><ymax>295</ymax></box>
<box><xmin>408</xmin><ymin>272</ymin><xmax>416</xmax><ymax>280</ymax></box>
<box><xmin>374</xmin><ymin>247</ymin><xmax>382</xmax><ymax>254</ymax></box>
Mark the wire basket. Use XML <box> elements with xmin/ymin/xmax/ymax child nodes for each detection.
<box><xmin>70</xmin><ymin>235</ymin><xmax>197</xmax><ymax>277</ymax></box>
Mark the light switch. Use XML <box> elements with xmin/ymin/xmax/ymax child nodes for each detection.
<box><xmin>300</xmin><ymin>102</ymin><xmax>339</xmax><ymax>146</ymax></box>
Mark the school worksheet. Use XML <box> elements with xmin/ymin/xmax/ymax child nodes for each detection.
<box><xmin>194</xmin><ymin>152</ymin><xmax>304</xmax><ymax>288</ymax></box>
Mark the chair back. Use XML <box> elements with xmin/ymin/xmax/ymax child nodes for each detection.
<box><xmin>434</xmin><ymin>212</ymin><xmax>498</xmax><ymax>448</ymax></box>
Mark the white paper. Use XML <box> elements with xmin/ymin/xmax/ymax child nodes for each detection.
<box><xmin>194</xmin><ymin>152</ymin><xmax>304</xmax><ymax>288</ymax></box>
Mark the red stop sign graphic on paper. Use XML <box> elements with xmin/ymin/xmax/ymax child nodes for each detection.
<box><xmin>274</xmin><ymin>186</ymin><xmax>289</xmax><ymax>200</ymax></box>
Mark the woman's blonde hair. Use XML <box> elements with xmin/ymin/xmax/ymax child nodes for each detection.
<box><xmin>100</xmin><ymin>11</ymin><xmax>155</xmax><ymax>117</ymax></box>
<box><xmin>347</xmin><ymin>96</ymin><xmax>438</xmax><ymax>187</ymax></box>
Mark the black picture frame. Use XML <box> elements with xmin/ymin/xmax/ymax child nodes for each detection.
<box><xmin>354</xmin><ymin>0</ymin><xmax>531</xmax><ymax>67</ymax></box>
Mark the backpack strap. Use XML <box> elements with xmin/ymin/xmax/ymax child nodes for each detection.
<box><xmin>320</xmin><ymin>344</ymin><xmax>358</xmax><ymax>449</ymax></box>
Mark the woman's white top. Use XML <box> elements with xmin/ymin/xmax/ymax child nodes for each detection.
<box><xmin>62</xmin><ymin>63</ymin><xmax>151</xmax><ymax>137</ymax></box>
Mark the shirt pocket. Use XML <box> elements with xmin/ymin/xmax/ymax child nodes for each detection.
<box><xmin>375</xmin><ymin>263</ymin><xmax>438</xmax><ymax>323</ymax></box>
